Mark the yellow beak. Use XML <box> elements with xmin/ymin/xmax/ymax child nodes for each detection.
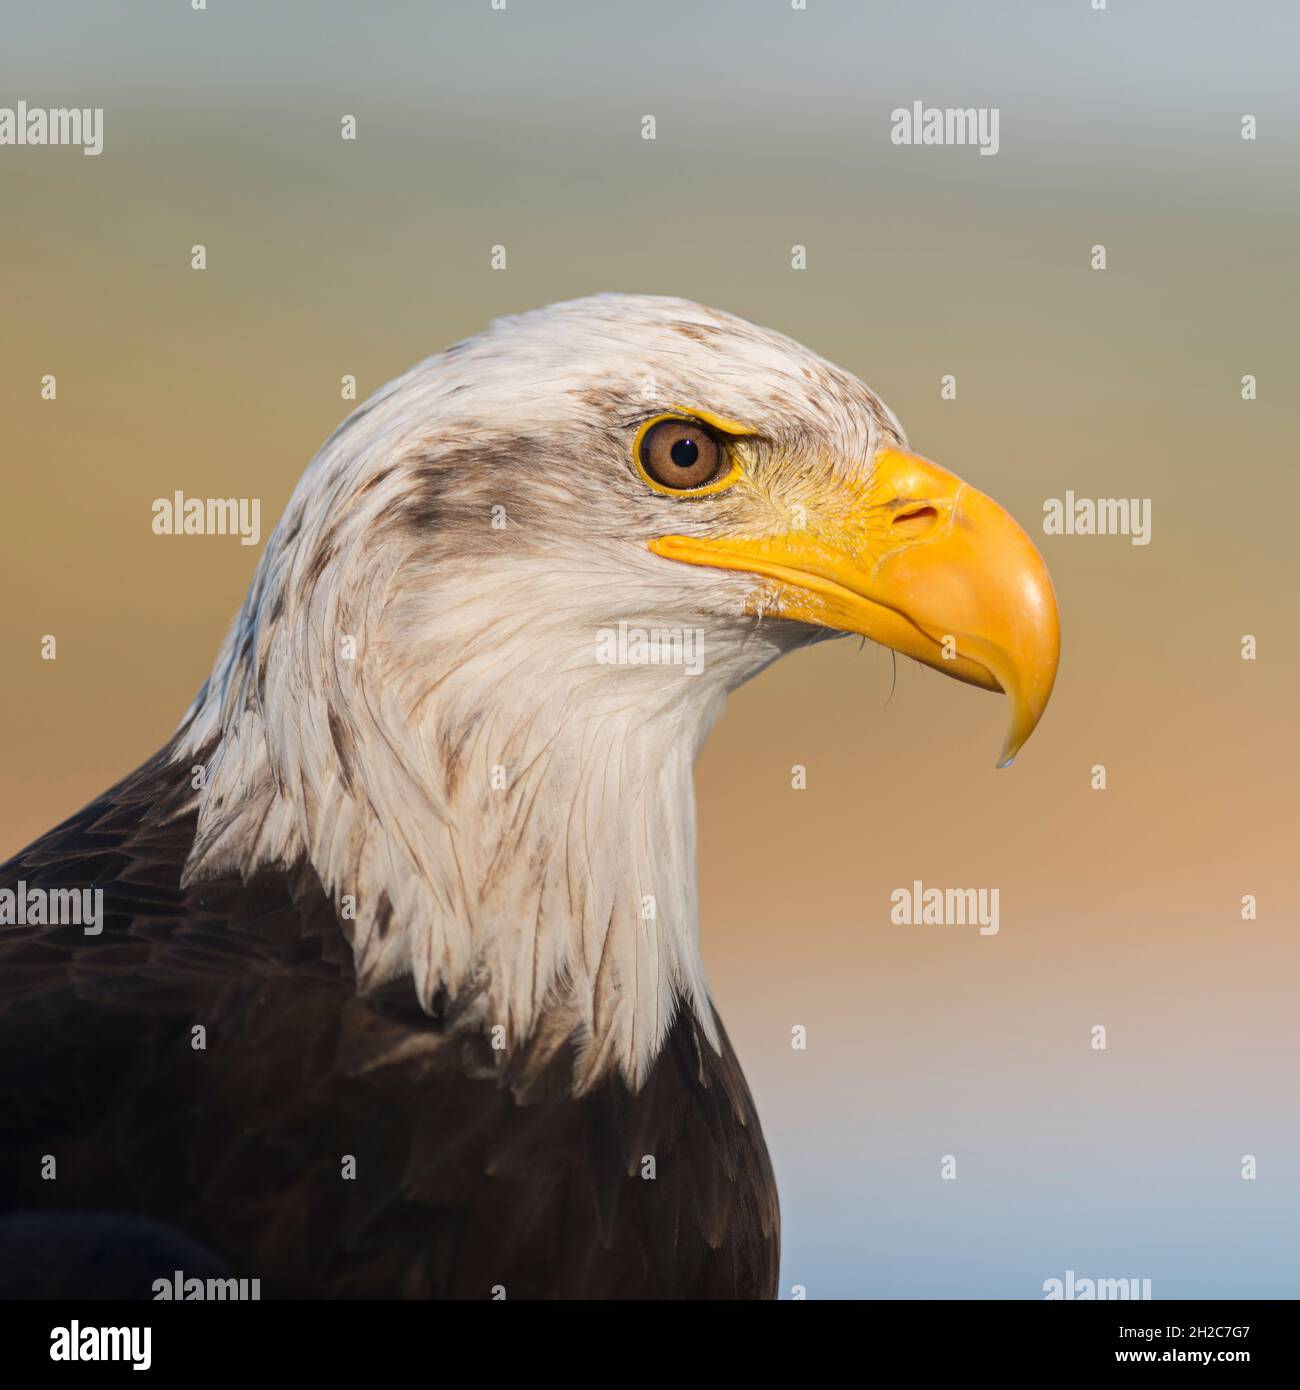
<box><xmin>649</xmin><ymin>448</ymin><xmax>1060</xmax><ymax>767</ymax></box>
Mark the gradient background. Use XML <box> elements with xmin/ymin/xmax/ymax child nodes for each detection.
<box><xmin>2</xmin><ymin>1</ymin><xmax>1297</xmax><ymax>1298</ymax></box>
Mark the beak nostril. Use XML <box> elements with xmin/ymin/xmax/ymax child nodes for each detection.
<box><xmin>893</xmin><ymin>505</ymin><xmax>939</xmax><ymax>533</ymax></box>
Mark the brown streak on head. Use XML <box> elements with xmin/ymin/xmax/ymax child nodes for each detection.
<box><xmin>671</xmin><ymin>322</ymin><xmax>716</xmax><ymax>342</ymax></box>
<box><xmin>299</xmin><ymin>547</ymin><xmax>336</xmax><ymax>608</ymax></box>
<box><xmin>374</xmin><ymin>890</ymin><xmax>394</xmax><ymax>939</ymax></box>
<box><xmin>573</xmin><ymin>384</ymin><xmax>629</xmax><ymax>416</ymax></box>
<box><xmin>328</xmin><ymin>707</ymin><xmax>355</xmax><ymax>792</ymax></box>
<box><xmin>355</xmin><ymin>465</ymin><xmax>397</xmax><ymax>498</ymax></box>
<box><xmin>374</xmin><ymin>465</ymin><xmax>443</xmax><ymax>535</ymax></box>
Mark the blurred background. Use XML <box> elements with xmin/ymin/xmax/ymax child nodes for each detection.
<box><xmin>1</xmin><ymin>0</ymin><xmax>1297</xmax><ymax>1297</ymax></box>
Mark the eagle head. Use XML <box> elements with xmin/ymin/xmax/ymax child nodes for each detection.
<box><xmin>179</xmin><ymin>293</ymin><xmax>1059</xmax><ymax>1086</ymax></box>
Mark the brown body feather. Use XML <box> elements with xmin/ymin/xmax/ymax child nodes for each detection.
<box><xmin>0</xmin><ymin>752</ymin><xmax>780</xmax><ymax>1298</ymax></box>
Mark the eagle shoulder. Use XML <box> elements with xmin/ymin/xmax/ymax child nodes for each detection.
<box><xmin>0</xmin><ymin>753</ymin><xmax>779</xmax><ymax>1298</ymax></box>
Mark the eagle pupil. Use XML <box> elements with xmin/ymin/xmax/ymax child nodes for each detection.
<box><xmin>671</xmin><ymin>437</ymin><xmax>699</xmax><ymax>469</ymax></box>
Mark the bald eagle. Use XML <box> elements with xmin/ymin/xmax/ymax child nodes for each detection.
<box><xmin>0</xmin><ymin>295</ymin><xmax>1058</xmax><ymax>1299</ymax></box>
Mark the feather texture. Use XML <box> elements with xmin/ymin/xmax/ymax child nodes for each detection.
<box><xmin>0</xmin><ymin>750</ymin><xmax>779</xmax><ymax>1297</ymax></box>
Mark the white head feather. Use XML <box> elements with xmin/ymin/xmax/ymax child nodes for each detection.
<box><xmin>176</xmin><ymin>294</ymin><xmax>906</xmax><ymax>1089</ymax></box>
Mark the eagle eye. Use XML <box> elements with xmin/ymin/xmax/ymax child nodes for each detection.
<box><xmin>638</xmin><ymin>418</ymin><xmax>728</xmax><ymax>492</ymax></box>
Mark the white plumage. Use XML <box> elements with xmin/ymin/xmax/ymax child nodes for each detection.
<box><xmin>176</xmin><ymin>294</ymin><xmax>907</xmax><ymax>1086</ymax></box>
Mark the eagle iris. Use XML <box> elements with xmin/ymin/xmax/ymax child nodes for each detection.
<box><xmin>639</xmin><ymin>418</ymin><xmax>724</xmax><ymax>490</ymax></box>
